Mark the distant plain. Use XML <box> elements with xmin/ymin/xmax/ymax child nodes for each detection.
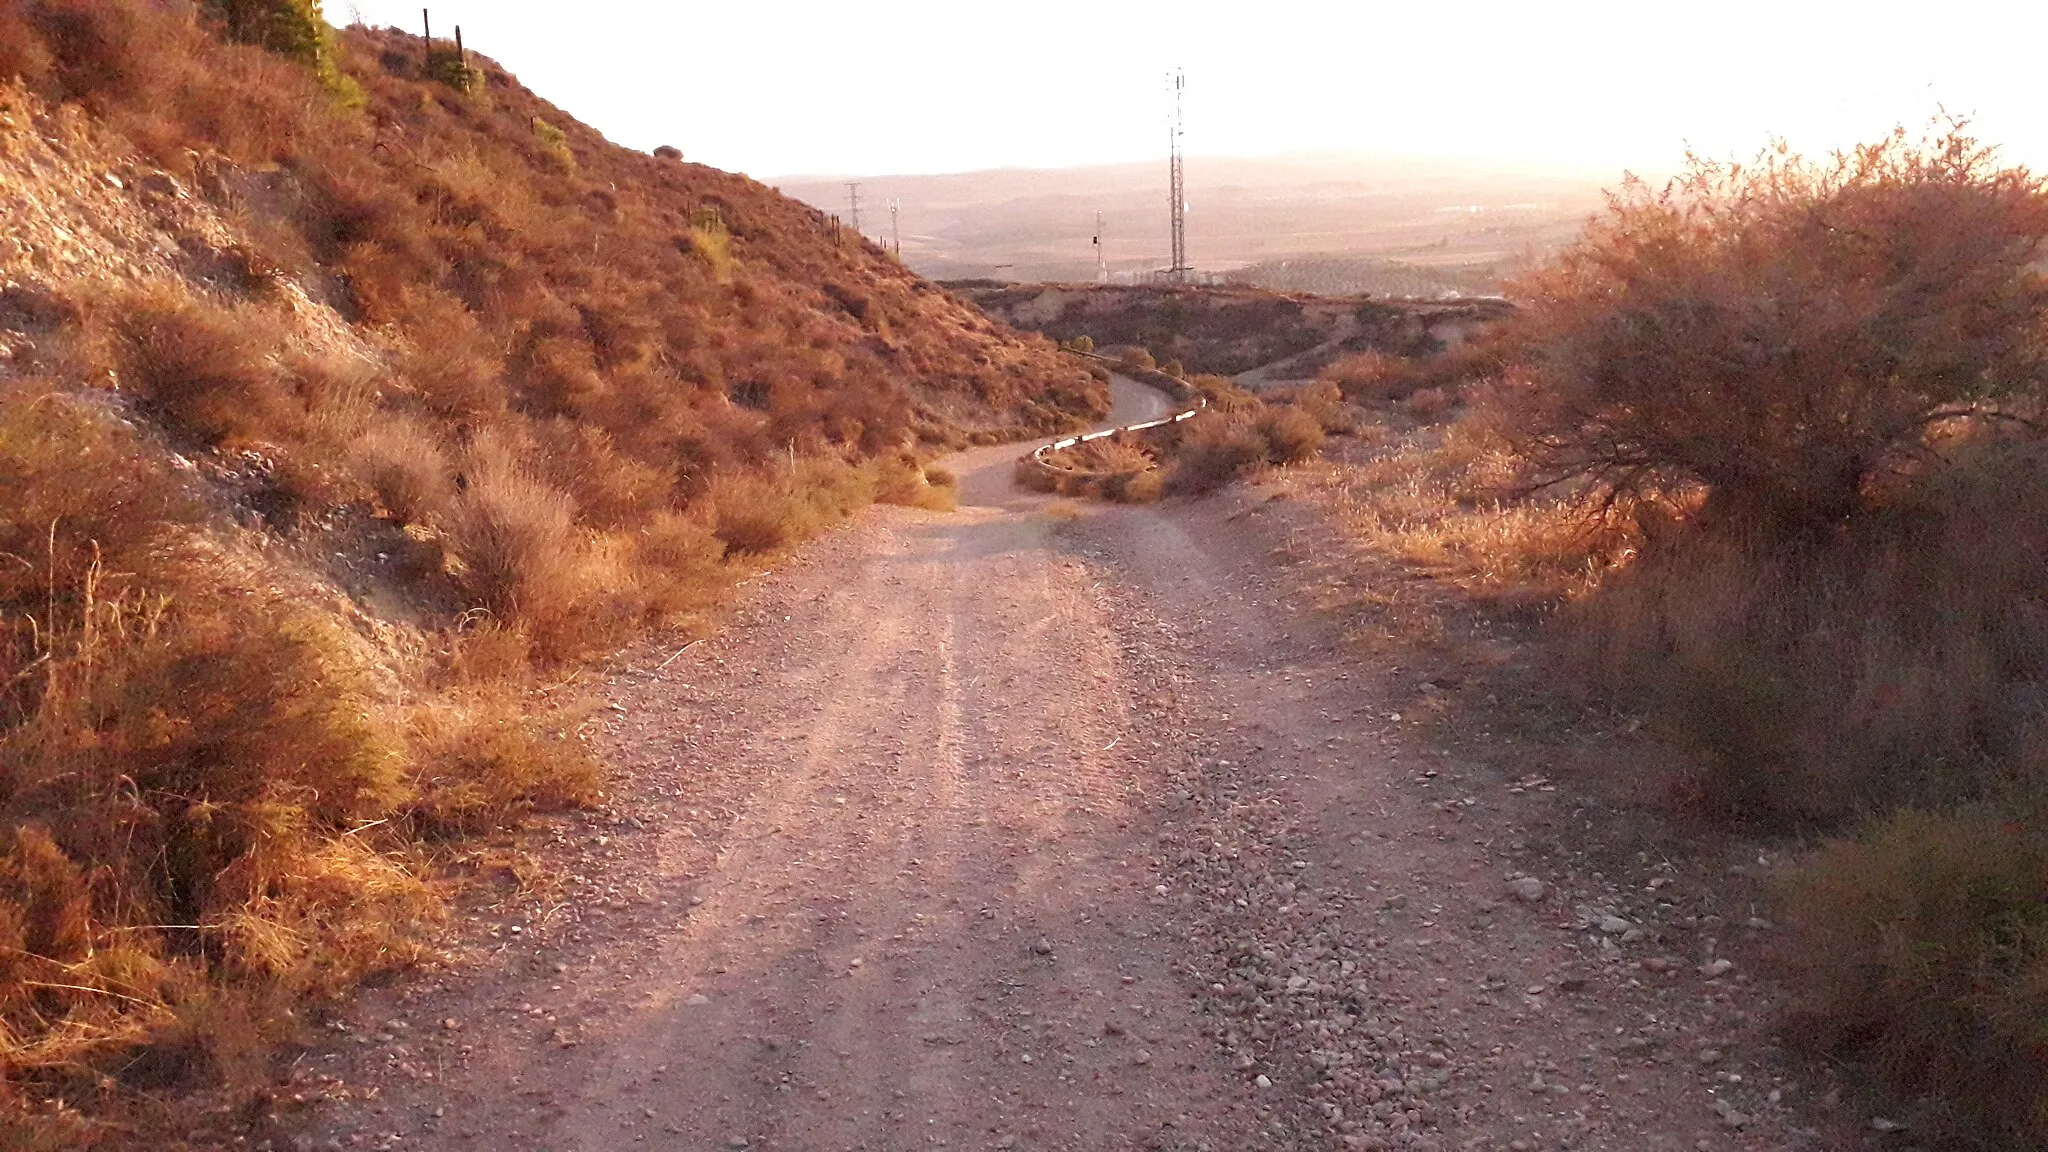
<box><xmin>775</xmin><ymin>151</ymin><xmax>1620</xmax><ymax>291</ymax></box>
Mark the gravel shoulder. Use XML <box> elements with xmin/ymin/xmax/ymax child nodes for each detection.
<box><xmin>287</xmin><ymin>390</ymin><xmax>1819</xmax><ymax>1152</ymax></box>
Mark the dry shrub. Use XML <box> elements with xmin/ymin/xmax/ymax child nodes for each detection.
<box><xmin>1163</xmin><ymin>400</ymin><xmax>1328</xmax><ymax>496</ymax></box>
<box><xmin>1502</xmin><ymin>126</ymin><xmax>2048</xmax><ymax>536</ymax></box>
<box><xmin>1066</xmin><ymin>436</ymin><xmax>1153</xmax><ymax>475</ymax></box>
<box><xmin>709</xmin><ymin>457</ymin><xmax>886</xmax><ymax>556</ymax></box>
<box><xmin>1013</xmin><ymin>457</ymin><xmax>1060</xmax><ymax>493</ymax></box>
<box><xmin>1255</xmin><ymin>405</ymin><xmax>1323</xmax><ymax>464</ymax></box>
<box><xmin>708</xmin><ymin>473</ymin><xmax>802</xmax><ymax>556</ymax></box>
<box><xmin>1321</xmin><ymin>350</ymin><xmax>1407</xmax><ymax>400</ymax></box>
<box><xmin>1286</xmin><ymin>124</ymin><xmax>2048</xmax><ymax>1149</ymax></box>
<box><xmin>1575</xmin><ymin>438</ymin><xmax>2048</xmax><ymax>823</ymax></box>
<box><xmin>0</xmin><ymin>390</ymin><xmax>445</xmax><ymax>1084</ymax></box>
<box><xmin>407</xmin><ymin>683</ymin><xmax>599</xmax><ymax>835</ymax></box>
<box><xmin>1188</xmin><ymin>373</ymin><xmax>1257</xmax><ymax>413</ymax></box>
<box><xmin>1165</xmin><ymin>419</ymin><xmax>1267</xmax><ymax>495</ymax></box>
<box><xmin>1321</xmin><ymin>343</ymin><xmax>1497</xmax><ymax>408</ymax></box>
<box><xmin>1773</xmin><ymin>795</ymin><xmax>2048</xmax><ymax>1147</ymax></box>
<box><xmin>1271</xmin><ymin>378</ymin><xmax>1355</xmax><ymax>433</ymax></box>
<box><xmin>1402</xmin><ymin>386</ymin><xmax>1452</xmax><ymax>421</ymax></box>
<box><xmin>688</xmin><ymin>220</ymin><xmax>736</xmax><ymax>285</ymax></box>
<box><xmin>920</xmin><ymin>464</ymin><xmax>960</xmax><ymax>510</ymax></box>
<box><xmin>1103</xmin><ymin>344</ymin><xmax>1155</xmax><ymax>371</ymax></box>
<box><xmin>629</xmin><ymin>511</ymin><xmax>727</xmax><ymax>621</ymax></box>
<box><xmin>872</xmin><ymin>452</ymin><xmax>956</xmax><ymax>511</ymax></box>
<box><xmin>1104</xmin><ymin>467</ymin><xmax>1163</xmax><ymax>504</ymax></box>
<box><xmin>871</xmin><ymin>451</ymin><xmax>926</xmax><ymax>505</ymax></box>
<box><xmin>444</xmin><ymin>433</ymin><xmax>582</xmax><ymax>622</ymax></box>
<box><xmin>351</xmin><ymin>415</ymin><xmax>452</xmax><ymax>524</ymax></box>
<box><xmin>1320</xmin><ymin>409</ymin><xmax>1631</xmax><ymax>592</ymax></box>
<box><xmin>1030</xmin><ymin>434</ymin><xmax>1164</xmax><ymax>503</ymax></box>
<box><xmin>100</xmin><ymin>289</ymin><xmax>299</xmax><ymax>447</ymax></box>
<box><xmin>534</xmin><ymin>423</ymin><xmax>673</xmax><ymax>529</ymax></box>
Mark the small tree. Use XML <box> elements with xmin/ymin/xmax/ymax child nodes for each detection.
<box><xmin>1505</xmin><ymin>126</ymin><xmax>2048</xmax><ymax>534</ymax></box>
<box><xmin>204</xmin><ymin>0</ymin><xmax>361</xmax><ymax>105</ymax></box>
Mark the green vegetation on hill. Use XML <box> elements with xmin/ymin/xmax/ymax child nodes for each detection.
<box><xmin>0</xmin><ymin>0</ymin><xmax>1100</xmax><ymax>1135</ymax></box>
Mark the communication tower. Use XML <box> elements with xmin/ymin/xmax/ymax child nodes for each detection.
<box><xmin>1168</xmin><ymin>69</ymin><xmax>1189</xmax><ymax>283</ymax></box>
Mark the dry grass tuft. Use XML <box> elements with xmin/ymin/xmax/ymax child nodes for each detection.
<box><xmin>351</xmin><ymin>415</ymin><xmax>453</xmax><ymax>525</ymax></box>
<box><xmin>1773</xmin><ymin>794</ymin><xmax>2048</xmax><ymax>1147</ymax></box>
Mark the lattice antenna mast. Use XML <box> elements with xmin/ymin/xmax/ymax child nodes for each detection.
<box><xmin>1094</xmin><ymin>211</ymin><xmax>1108</xmax><ymax>283</ymax></box>
<box><xmin>845</xmin><ymin>182</ymin><xmax>863</xmax><ymax>234</ymax></box>
<box><xmin>1168</xmin><ymin>69</ymin><xmax>1189</xmax><ymax>283</ymax></box>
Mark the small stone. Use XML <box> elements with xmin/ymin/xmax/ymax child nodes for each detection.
<box><xmin>1506</xmin><ymin>877</ymin><xmax>1547</xmax><ymax>903</ymax></box>
<box><xmin>1133</xmin><ymin>1050</ymin><xmax>1153</xmax><ymax>1066</ymax></box>
<box><xmin>686</xmin><ymin>993</ymin><xmax>711</xmax><ymax>1006</ymax></box>
<box><xmin>1640</xmin><ymin>957</ymin><xmax>1671</xmax><ymax>973</ymax></box>
<box><xmin>1870</xmin><ymin>1117</ymin><xmax>1907</xmax><ymax>1132</ymax></box>
<box><xmin>1700</xmin><ymin>958</ymin><xmax>1735</xmax><ymax>978</ymax></box>
<box><xmin>1696</xmin><ymin>1047</ymin><xmax>1723</xmax><ymax>1065</ymax></box>
<box><xmin>1032</xmin><ymin>938</ymin><xmax>1054</xmax><ymax>955</ymax></box>
<box><xmin>1598</xmin><ymin>915</ymin><xmax>1632</xmax><ymax>934</ymax></box>
<box><xmin>1254</xmin><ymin>1074</ymin><xmax>1272</xmax><ymax>1089</ymax></box>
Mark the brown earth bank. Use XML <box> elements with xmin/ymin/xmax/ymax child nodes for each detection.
<box><xmin>268</xmin><ymin>380</ymin><xmax>1849</xmax><ymax>1152</ymax></box>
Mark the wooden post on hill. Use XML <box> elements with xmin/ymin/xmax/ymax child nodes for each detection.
<box><xmin>455</xmin><ymin>26</ymin><xmax>467</xmax><ymax>68</ymax></box>
<box><xmin>421</xmin><ymin>8</ymin><xmax>432</xmax><ymax>67</ymax></box>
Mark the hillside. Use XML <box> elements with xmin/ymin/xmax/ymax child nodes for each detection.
<box><xmin>950</xmin><ymin>281</ymin><xmax>1511</xmax><ymax>381</ymax></box>
<box><xmin>0</xmin><ymin>1</ymin><xmax>1101</xmax><ymax>1133</ymax></box>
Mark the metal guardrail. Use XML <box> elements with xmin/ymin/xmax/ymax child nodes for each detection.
<box><xmin>1019</xmin><ymin>354</ymin><xmax>1209</xmax><ymax>483</ymax></box>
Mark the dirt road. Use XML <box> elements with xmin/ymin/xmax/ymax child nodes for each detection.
<box><xmin>296</xmin><ymin>377</ymin><xmax>1811</xmax><ymax>1151</ymax></box>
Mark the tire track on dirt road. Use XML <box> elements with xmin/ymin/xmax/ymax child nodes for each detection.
<box><xmin>298</xmin><ymin>372</ymin><xmax>1807</xmax><ymax>1152</ymax></box>
<box><xmin>301</xmin><ymin>377</ymin><xmax>1262</xmax><ymax>1152</ymax></box>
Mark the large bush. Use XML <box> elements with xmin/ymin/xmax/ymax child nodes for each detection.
<box><xmin>1505</xmin><ymin>128</ymin><xmax>2048</xmax><ymax>535</ymax></box>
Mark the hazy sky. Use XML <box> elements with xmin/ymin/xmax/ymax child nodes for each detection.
<box><xmin>346</xmin><ymin>0</ymin><xmax>2048</xmax><ymax>183</ymax></box>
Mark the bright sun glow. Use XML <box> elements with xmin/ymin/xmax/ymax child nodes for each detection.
<box><xmin>346</xmin><ymin>0</ymin><xmax>2048</xmax><ymax>182</ymax></box>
